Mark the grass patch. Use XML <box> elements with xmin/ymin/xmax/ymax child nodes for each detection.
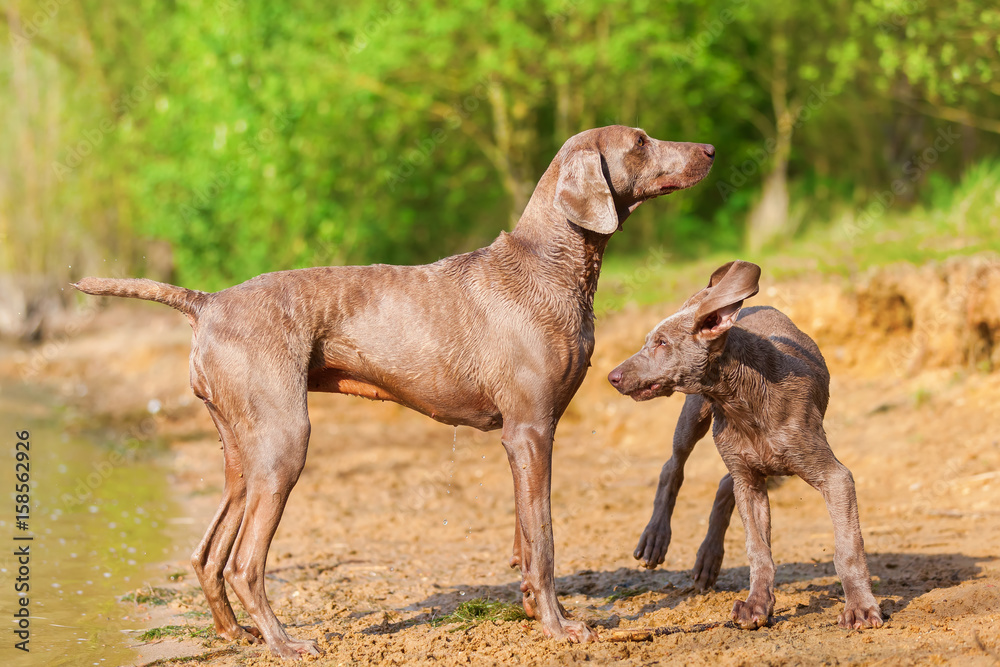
<box><xmin>431</xmin><ymin>598</ymin><xmax>529</xmax><ymax>629</ymax></box>
<box><xmin>139</xmin><ymin>625</ymin><xmax>214</xmax><ymax>642</ymax></box>
<box><xmin>913</xmin><ymin>387</ymin><xmax>933</xmax><ymax>407</ymax></box>
<box><xmin>122</xmin><ymin>586</ymin><xmax>176</xmax><ymax>606</ymax></box>
<box><xmin>605</xmin><ymin>586</ymin><xmax>649</xmax><ymax>604</ymax></box>
<box><xmin>136</xmin><ymin>648</ymin><xmax>238</xmax><ymax>666</ymax></box>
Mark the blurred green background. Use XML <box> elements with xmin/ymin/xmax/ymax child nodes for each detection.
<box><xmin>1</xmin><ymin>0</ymin><xmax>998</xmax><ymax>291</ymax></box>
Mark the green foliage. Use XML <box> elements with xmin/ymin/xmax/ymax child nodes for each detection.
<box><xmin>431</xmin><ymin>597</ymin><xmax>529</xmax><ymax>629</ymax></box>
<box><xmin>1</xmin><ymin>0</ymin><xmax>998</xmax><ymax>289</ymax></box>
<box><xmin>121</xmin><ymin>586</ymin><xmax>176</xmax><ymax>606</ymax></box>
<box><xmin>138</xmin><ymin>625</ymin><xmax>214</xmax><ymax>642</ymax></box>
<box><xmin>605</xmin><ymin>586</ymin><xmax>649</xmax><ymax>604</ymax></box>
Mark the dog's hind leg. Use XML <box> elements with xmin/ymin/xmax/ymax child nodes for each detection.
<box><xmin>800</xmin><ymin>445</ymin><xmax>883</xmax><ymax>630</ymax></box>
<box><xmin>190</xmin><ymin>405</ymin><xmax>256</xmax><ymax>643</ymax></box>
<box><xmin>692</xmin><ymin>472</ymin><xmax>735</xmax><ymax>590</ymax></box>
<box><xmin>220</xmin><ymin>394</ymin><xmax>321</xmax><ymax>659</ymax></box>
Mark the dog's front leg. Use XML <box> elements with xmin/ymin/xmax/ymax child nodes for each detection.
<box><xmin>729</xmin><ymin>471</ymin><xmax>776</xmax><ymax>629</ymax></box>
<box><xmin>635</xmin><ymin>394</ymin><xmax>712</xmax><ymax>569</ymax></box>
<box><xmin>501</xmin><ymin>421</ymin><xmax>595</xmax><ymax>642</ymax></box>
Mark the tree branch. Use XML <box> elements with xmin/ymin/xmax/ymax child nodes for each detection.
<box><xmin>897</xmin><ymin>96</ymin><xmax>1000</xmax><ymax>135</ymax></box>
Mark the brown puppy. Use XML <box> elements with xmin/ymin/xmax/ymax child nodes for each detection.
<box><xmin>74</xmin><ymin>126</ymin><xmax>715</xmax><ymax>658</ymax></box>
<box><xmin>608</xmin><ymin>261</ymin><xmax>883</xmax><ymax>631</ymax></box>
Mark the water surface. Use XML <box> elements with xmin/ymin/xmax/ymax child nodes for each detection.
<box><xmin>1</xmin><ymin>383</ymin><xmax>177</xmax><ymax>667</ymax></box>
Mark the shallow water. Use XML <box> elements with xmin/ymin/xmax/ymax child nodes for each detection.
<box><xmin>1</xmin><ymin>384</ymin><xmax>177</xmax><ymax>667</ymax></box>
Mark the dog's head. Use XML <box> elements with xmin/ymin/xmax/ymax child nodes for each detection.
<box><xmin>552</xmin><ymin>125</ymin><xmax>715</xmax><ymax>235</ymax></box>
<box><xmin>607</xmin><ymin>260</ymin><xmax>761</xmax><ymax>400</ymax></box>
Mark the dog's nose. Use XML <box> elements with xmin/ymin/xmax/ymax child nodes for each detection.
<box><xmin>702</xmin><ymin>144</ymin><xmax>715</xmax><ymax>159</ymax></box>
<box><xmin>608</xmin><ymin>368</ymin><xmax>623</xmax><ymax>386</ymax></box>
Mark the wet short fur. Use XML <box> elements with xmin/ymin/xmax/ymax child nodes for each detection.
<box><xmin>74</xmin><ymin>126</ymin><xmax>715</xmax><ymax>657</ymax></box>
<box><xmin>608</xmin><ymin>261</ymin><xmax>883</xmax><ymax>631</ymax></box>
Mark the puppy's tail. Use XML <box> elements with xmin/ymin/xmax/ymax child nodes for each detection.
<box><xmin>72</xmin><ymin>277</ymin><xmax>208</xmax><ymax>318</ymax></box>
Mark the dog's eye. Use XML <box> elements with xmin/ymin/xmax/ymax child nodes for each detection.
<box><xmin>657</xmin><ymin>339</ymin><xmax>667</xmax><ymax>347</ymax></box>
<box><xmin>636</xmin><ymin>136</ymin><xmax>645</xmax><ymax>147</ymax></box>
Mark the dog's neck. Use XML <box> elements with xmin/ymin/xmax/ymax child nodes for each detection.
<box><xmin>498</xmin><ymin>163</ymin><xmax>629</xmax><ymax>313</ymax></box>
<box><xmin>502</xmin><ymin>172</ymin><xmax>617</xmax><ymax>313</ymax></box>
<box><xmin>699</xmin><ymin>328</ymin><xmax>772</xmax><ymax>415</ymax></box>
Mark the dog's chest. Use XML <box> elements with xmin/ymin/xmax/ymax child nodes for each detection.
<box><xmin>711</xmin><ymin>409</ymin><xmax>793</xmax><ymax>476</ymax></box>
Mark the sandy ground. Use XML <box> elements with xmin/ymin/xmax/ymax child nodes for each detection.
<box><xmin>7</xmin><ymin>271</ymin><xmax>1000</xmax><ymax>666</ymax></box>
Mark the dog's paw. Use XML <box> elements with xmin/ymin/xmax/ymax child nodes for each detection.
<box><xmin>731</xmin><ymin>596</ymin><xmax>773</xmax><ymax>630</ymax></box>
<box><xmin>541</xmin><ymin>617</ymin><xmax>597</xmax><ymax>643</ymax></box>
<box><xmin>838</xmin><ymin>603</ymin><xmax>884</xmax><ymax>630</ymax></box>
<box><xmin>691</xmin><ymin>540</ymin><xmax>724</xmax><ymax>591</ymax></box>
<box><xmin>269</xmin><ymin>637</ymin><xmax>323</xmax><ymax>659</ymax></box>
<box><xmin>633</xmin><ymin>519</ymin><xmax>671</xmax><ymax>569</ymax></box>
<box><xmin>219</xmin><ymin>624</ymin><xmax>262</xmax><ymax>644</ymax></box>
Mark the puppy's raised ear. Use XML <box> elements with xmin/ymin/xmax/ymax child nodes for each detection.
<box><xmin>554</xmin><ymin>149</ymin><xmax>619</xmax><ymax>235</ymax></box>
<box><xmin>694</xmin><ymin>260</ymin><xmax>761</xmax><ymax>339</ymax></box>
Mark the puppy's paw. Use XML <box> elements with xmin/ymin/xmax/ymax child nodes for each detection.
<box><xmin>691</xmin><ymin>540</ymin><xmax>724</xmax><ymax>591</ymax></box>
<box><xmin>633</xmin><ymin>519</ymin><xmax>671</xmax><ymax>569</ymax></box>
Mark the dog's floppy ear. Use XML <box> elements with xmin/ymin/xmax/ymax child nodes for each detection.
<box><xmin>694</xmin><ymin>260</ymin><xmax>761</xmax><ymax>339</ymax></box>
<box><xmin>554</xmin><ymin>149</ymin><xmax>619</xmax><ymax>235</ymax></box>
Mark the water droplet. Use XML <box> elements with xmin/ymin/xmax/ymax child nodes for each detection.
<box><xmin>443</xmin><ymin>520</ymin><xmax>448</xmax><ymax>525</ymax></box>
<box><xmin>592</xmin><ymin>430</ymin><xmax>596</xmax><ymax>435</ymax></box>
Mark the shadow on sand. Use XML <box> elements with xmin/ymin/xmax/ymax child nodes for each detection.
<box><xmin>360</xmin><ymin>551</ymin><xmax>991</xmax><ymax>635</ymax></box>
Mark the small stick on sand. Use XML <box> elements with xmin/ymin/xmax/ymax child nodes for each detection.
<box><xmin>603</xmin><ymin>620</ymin><xmax>735</xmax><ymax>642</ymax></box>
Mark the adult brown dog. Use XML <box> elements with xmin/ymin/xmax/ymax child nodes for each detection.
<box><xmin>608</xmin><ymin>261</ymin><xmax>883</xmax><ymax>631</ymax></box>
<box><xmin>74</xmin><ymin>126</ymin><xmax>714</xmax><ymax>657</ymax></box>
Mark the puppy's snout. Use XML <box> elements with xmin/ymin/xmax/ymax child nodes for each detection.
<box><xmin>608</xmin><ymin>367</ymin><xmax>624</xmax><ymax>387</ymax></box>
<box><xmin>701</xmin><ymin>144</ymin><xmax>715</xmax><ymax>160</ymax></box>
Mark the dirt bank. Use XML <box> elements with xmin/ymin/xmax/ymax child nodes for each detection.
<box><xmin>4</xmin><ymin>256</ymin><xmax>1000</xmax><ymax>666</ymax></box>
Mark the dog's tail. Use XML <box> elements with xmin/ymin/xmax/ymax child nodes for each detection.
<box><xmin>72</xmin><ymin>277</ymin><xmax>208</xmax><ymax>318</ymax></box>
